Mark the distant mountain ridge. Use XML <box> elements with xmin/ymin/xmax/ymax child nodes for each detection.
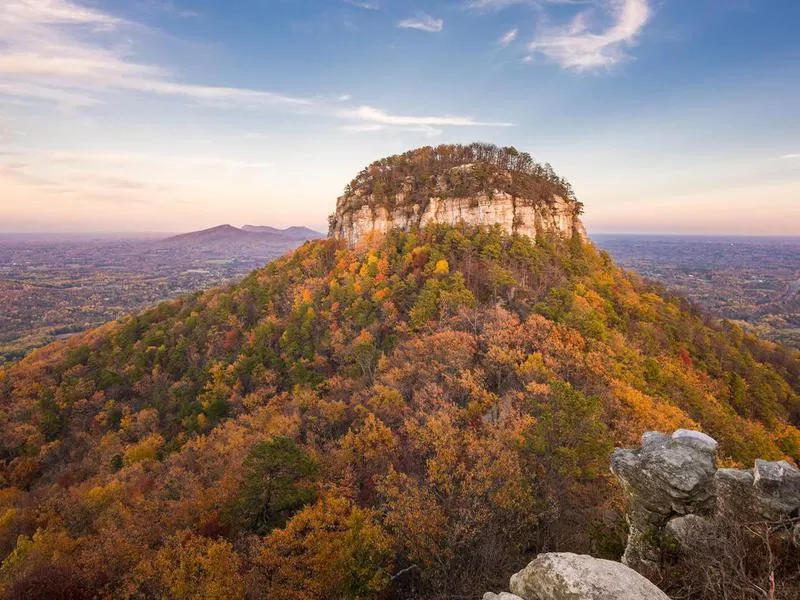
<box><xmin>156</xmin><ymin>224</ymin><xmax>323</xmax><ymax>250</ymax></box>
<box><xmin>241</xmin><ymin>225</ymin><xmax>322</xmax><ymax>239</ymax></box>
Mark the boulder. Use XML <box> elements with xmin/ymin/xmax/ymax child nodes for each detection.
<box><xmin>508</xmin><ymin>552</ymin><xmax>670</xmax><ymax>600</ymax></box>
<box><xmin>714</xmin><ymin>468</ymin><xmax>756</xmax><ymax>518</ymax></box>
<box><xmin>611</xmin><ymin>430</ymin><xmax>717</xmax><ymax>574</ymax></box>
<box><xmin>611</xmin><ymin>430</ymin><xmax>800</xmax><ymax>589</ymax></box>
<box><xmin>483</xmin><ymin>593</ymin><xmax>525</xmax><ymax>600</ymax></box>
<box><xmin>671</xmin><ymin>429</ymin><xmax>718</xmax><ymax>452</ymax></box>
<box><xmin>752</xmin><ymin>459</ymin><xmax>800</xmax><ymax>520</ymax></box>
<box><xmin>611</xmin><ymin>431</ymin><xmax>717</xmax><ymax>518</ymax></box>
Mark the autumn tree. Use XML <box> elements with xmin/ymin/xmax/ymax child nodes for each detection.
<box><xmin>230</xmin><ymin>436</ymin><xmax>318</xmax><ymax>535</ymax></box>
<box><xmin>248</xmin><ymin>495</ymin><xmax>393</xmax><ymax>600</ymax></box>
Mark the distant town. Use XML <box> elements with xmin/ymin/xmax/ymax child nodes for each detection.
<box><xmin>594</xmin><ymin>235</ymin><xmax>800</xmax><ymax>349</ymax></box>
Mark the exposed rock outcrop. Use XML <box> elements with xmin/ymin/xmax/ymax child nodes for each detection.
<box><xmin>609</xmin><ymin>429</ymin><xmax>718</xmax><ymax>576</ymax></box>
<box><xmin>484</xmin><ymin>553</ymin><xmax>669</xmax><ymax>600</ymax></box>
<box><xmin>483</xmin><ymin>430</ymin><xmax>799</xmax><ymax>599</ymax></box>
<box><xmin>611</xmin><ymin>429</ymin><xmax>800</xmax><ymax>578</ymax></box>
<box><xmin>330</xmin><ymin>192</ymin><xmax>585</xmax><ymax>247</ymax></box>
<box><xmin>328</xmin><ymin>144</ymin><xmax>586</xmax><ymax>246</ymax></box>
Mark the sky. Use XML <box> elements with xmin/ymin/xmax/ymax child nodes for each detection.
<box><xmin>1</xmin><ymin>0</ymin><xmax>799</xmax><ymax>235</ymax></box>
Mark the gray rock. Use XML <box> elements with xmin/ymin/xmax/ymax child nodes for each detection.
<box><xmin>483</xmin><ymin>593</ymin><xmax>525</xmax><ymax>600</ymax></box>
<box><xmin>641</xmin><ymin>431</ymin><xmax>669</xmax><ymax>450</ymax></box>
<box><xmin>664</xmin><ymin>514</ymin><xmax>714</xmax><ymax>552</ymax></box>
<box><xmin>715</xmin><ymin>468</ymin><xmax>756</xmax><ymax>518</ymax></box>
<box><xmin>509</xmin><ymin>552</ymin><xmax>669</xmax><ymax>600</ymax></box>
<box><xmin>612</xmin><ymin>429</ymin><xmax>800</xmax><ymax>586</ymax></box>
<box><xmin>671</xmin><ymin>429</ymin><xmax>718</xmax><ymax>452</ymax></box>
<box><xmin>611</xmin><ymin>432</ymin><xmax>717</xmax><ymax>518</ymax></box>
<box><xmin>753</xmin><ymin>459</ymin><xmax>800</xmax><ymax>520</ymax></box>
<box><xmin>611</xmin><ymin>429</ymin><xmax>718</xmax><ymax>574</ymax></box>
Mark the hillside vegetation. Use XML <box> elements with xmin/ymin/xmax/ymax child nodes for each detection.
<box><xmin>334</xmin><ymin>143</ymin><xmax>581</xmax><ymax>217</ymax></box>
<box><xmin>0</xmin><ymin>224</ymin><xmax>798</xmax><ymax>598</ymax></box>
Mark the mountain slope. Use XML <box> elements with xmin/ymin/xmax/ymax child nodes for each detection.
<box><xmin>1</xmin><ymin>221</ymin><xmax>797</xmax><ymax>598</ymax></box>
<box><xmin>242</xmin><ymin>225</ymin><xmax>323</xmax><ymax>239</ymax></box>
<box><xmin>156</xmin><ymin>224</ymin><xmax>323</xmax><ymax>252</ymax></box>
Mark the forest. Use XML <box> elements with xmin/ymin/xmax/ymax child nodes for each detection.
<box><xmin>0</xmin><ymin>223</ymin><xmax>798</xmax><ymax>598</ymax></box>
<box><xmin>335</xmin><ymin>143</ymin><xmax>581</xmax><ymax>218</ymax></box>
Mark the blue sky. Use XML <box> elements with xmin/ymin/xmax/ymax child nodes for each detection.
<box><xmin>1</xmin><ymin>0</ymin><xmax>799</xmax><ymax>234</ymax></box>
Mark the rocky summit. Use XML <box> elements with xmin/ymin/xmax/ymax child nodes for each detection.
<box><xmin>328</xmin><ymin>143</ymin><xmax>586</xmax><ymax>246</ymax></box>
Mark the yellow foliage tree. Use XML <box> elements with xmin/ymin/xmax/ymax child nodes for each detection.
<box><xmin>136</xmin><ymin>530</ymin><xmax>244</xmax><ymax>600</ymax></box>
<box><xmin>250</xmin><ymin>495</ymin><xmax>393</xmax><ymax>600</ymax></box>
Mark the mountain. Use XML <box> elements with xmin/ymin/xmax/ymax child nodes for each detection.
<box><xmin>241</xmin><ymin>224</ymin><xmax>282</xmax><ymax>234</ymax></box>
<box><xmin>0</xmin><ymin>144</ymin><xmax>798</xmax><ymax>599</ymax></box>
<box><xmin>241</xmin><ymin>225</ymin><xmax>322</xmax><ymax>240</ymax></box>
<box><xmin>155</xmin><ymin>224</ymin><xmax>323</xmax><ymax>253</ymax></box>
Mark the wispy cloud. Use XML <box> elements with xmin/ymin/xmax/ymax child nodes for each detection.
<box><xmin>344</xmin><ymin>0</ymin><xmax>380</xmax><ymax>9</ymax></box>
<box><xmin>466</xmin><ymin>0</ymin><xmax>532</xmax><ymax>10</ymax></box>
<box><xmin>466</xmin><ymin>0</ymin><xmax>593</xmax><ymax>12</ymax></box>
<box><xmin>526</xmin><ymin>0</ymin><xmax>652</xmax><ymax>70</ymax></box>
<box><xmin>397</xmin><ymin>13</ymin><xmax>444</xmax><ymax>33</ymax></box>
<box><xmin>498</xmin><ymin>28</ymin><xmax>519</xmax><ymax>48</ymax></box>
<box><xmin>0</xmin><ymin>1</ymin><xmax>512</xmax><ymax>136</ymax></box>
<box><xmin>147</xmin><ymin>1</ymin><xmax>201</xmax><ymax>18</ymax></box>
<box><xmin>341</xmin><ymin>123</ymin><xmax>444</xmax><ymax>137</ymax></box>
<box><xmin>339</xmin><ymin>105</ymin><xmax>513</xmax><ymax>128</ymax></box>
<box><xmin>0</xmin><ymin>149</ymin><xmax>272</xmax><ymax>208</ymax></box>
<box><xmin>45</xmin><ymin>151</ymin><xmax>275</xmax><ymax>170</ymax></box>
<box><xmin>0</xmin><ymin>0</ymin><xmax>314</xmax><ymax>108</ymax></box>
<box><xmin>781</xmin><ymin>153</ymin><xmax>800</xmax><ymax>159</ymax></box>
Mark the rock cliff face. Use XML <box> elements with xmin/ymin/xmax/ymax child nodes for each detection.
<box><xmin>328</xmin><ymin>144</ymin><xmax>587</xmax><ymax>246</ymax></box>
<box><xmin>329</xmin><ymin>191</ymin><xmax>586</xmax><ymax>246</ymax></box>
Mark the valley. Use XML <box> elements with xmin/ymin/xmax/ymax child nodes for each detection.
<box><xmin>0</xmin><ymin>226</ymin><xmax>322</xmax><ymax>363</ymax></box>
<box><xmin>595</xmin><ymin>235</ymin><xmax>800</xmax><ymax>349</ymax></box>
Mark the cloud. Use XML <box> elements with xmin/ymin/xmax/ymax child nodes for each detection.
<box><xmin>397</xmin><ymin>13</ymin><xmax>444</xmax><ymax>33</ymax></box>
<box><xmin>466</xmin><ymin>0</ymin><xmax>532</xmax><ymax>10</ymax></box>
<box><xmin>467</xmin><ymin>0</ymin><xmax>592</xmax><ymax>11</ymax></box>
<box><xmin>0</xmin><ymin>0</ymin><xmax>314</xmax><ymax>108</ymax></box>
<box><xmin>498</xmin><ymin>28</ymin><xmax>519</xmax><ymax>48</ymax></box>
<box><xmin>526</xmin><ymin>0</ymin><xmax>652</xmax><ymax>70</ymax></box>
<box><xmin>0</xmin><ymin>81</ymin><xmax>99</xmax><ymax>108</ymax></box>
<box><xmin>0</xmin><ymin>1</ymin><xmax>512</xmax><ymax>135</ymax></box>
<box><xmin>341</xmin><ymin>123</ymin><xmax>444</xmax><ymax>137</ymax></box>
<box><xmin>339</xmin><ymin>105</ymin><xmax>513</xmax><ymax>128</ymax></box>
<box><xmin>781</xmin><ymin>153</ymin><xmax>800</xmax><ymax>159</ymax></box>
<box><xmin>1</xmin><ymin>0</ymin><xmax>120</xmax><ymax>27</ymax></box>
<box><xmin>147</xmin><ymin>1</ymin><xmax>201</xmax><ymax>18</ymax></box>
<box><xmin>344</xmin><ymin>1</ymin><xmax>379</xmax><ymax>9</ymax></box>
<box><xmin>0</xmin><ymin>149</ymin><xmax>272</xmax><ymax>208</ymax></box>
<box><xmin>41</xmin><ymin>151</ymin><xmax>275</xmax><ymax>170</ymax></box>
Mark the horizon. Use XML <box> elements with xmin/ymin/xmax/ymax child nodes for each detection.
<box><xmin>2</xmin><ymin>226</ymin><xmax>800</xmax><ymax>239</ymax></box>
<box><xmin>1</xmin><ymin>0</ymin><xmax>799</xmax><ymax>235</ymax></box>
